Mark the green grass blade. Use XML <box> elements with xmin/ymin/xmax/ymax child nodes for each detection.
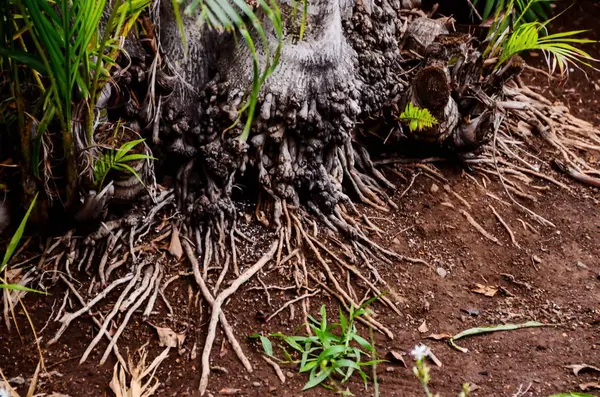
<box><xmin>483</xmin><ymin>0</ymin><xmax>496</xmax><ymax>20</ymax></box>
<box><xmin>302</xmin><ymin>368</ymin><xmax>331</xmax><ymax>390</ymax></box>
<box><xmin>0</xmin><ymin>48</ymin><xmax>47</xmax><ymax>73</ymax></box>
<box><xmin>0</xmin><ymin>283</ymin><xmax>48</xmax><ymax>294</ymax></box>
<box><xmin>171</xmin><ymin>0</ymin><xmax>188</xmax><ymax>55</ymax></box>
<box><xmin>117</xmin><ymin>154</ymin><xmax>156</xmax><ymax>163</ymax></box>
<box><xmin>547</xmin><ymin>394</ymin><xmax>596</xmax><ymax>397</ymax></box>
<box><xmin>1</xmin><ymin>192</ymin><xmax>38</xmax><ymax>270</ymax></box>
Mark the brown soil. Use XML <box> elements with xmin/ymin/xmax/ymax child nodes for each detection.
<box><xmin>2</xmin><ymin>2</ymin><xmax>600</xmax><ymax>397</ymax></box>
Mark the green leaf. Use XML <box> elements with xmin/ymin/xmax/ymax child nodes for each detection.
<box><xmin>260</xmin><ymin>335</ymin><xmax>273</xmax><ymax>357</ymax></box>
<box><xmin>299</xmin><ymin>359</ymin><xmax>319</xmax><ymax>373</ymax></box>
<box><xmin>170</xmin><ymin>0</ymin><xmax>187</xmax><ymax>56</ymax></box>
<box><xmin>450</xmin><ymin>321</ymin><xmax>547</xmax><ymax>352</ymax></box>
<box><xmin>302</xmin><ymin>368</ymin><xmax>331</xmax><ymax>390</ymax></box>
<box><xmin>115</xmin><ymin>138</ymin><xmax>145</xmax><ymax>161</ymax></box>
<box><xmin>281</xmin><ymin>336</ymin><xmax>305</xmax><ymax>352</ymax></box>
<box><xmin>338</xmin><ymin>306</ymin><xmax>348</xmax><ymax>333</ymax></box>
<box><xmin>547</xmin><ymin>394</ymin><xmax>596</xmax><ymax>397</ymax></box>
<box><xmin>2</xmin><ymin>193</ymin><xmax>38</xmax><ymax>270</ymax></box>
<box><xmin>320</xmin><ymin>305</ymin><xmax>327</xmax><ymax>332</ymax></box>
<box><xmin>352</xmin><ymin>334</ymin><xmax>373</xmax><ymax>353</ymax></box>
<box><xmin>0</xmin><ymin>48</ymin><xmax>47</xmax><ymax>73</ymax></box>
<box><xmin>117</xmin><ymin>154</ymin><xmax>156</xmax><ymax>163</ymax></box>
<box><xmin>0</xmin><ymin>283</ymin><xmax>48</xmax><ymax>294</ymax></box>
<box><xmin>315</xmin><ymin>345</ymin><xmax>348</xmax><ymax>362</ymax></box>
<box><xmin>332</xmin><ymin>359</ymin><xmax>361</xmax><ymax>371</ymax></box>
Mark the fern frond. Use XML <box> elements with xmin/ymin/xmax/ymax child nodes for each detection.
<box><xmin>398</xmin><ymin>103</ymin><xmax>439</xmax><ymax>132</ymax></box>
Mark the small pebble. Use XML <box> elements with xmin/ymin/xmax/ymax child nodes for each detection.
<box><xmin>577</xmin><ymin>261</ymin><xmax>588</xmax><ymax>269</ymax></box>
<box><xmin>430</xmin><ymin>183</ymin><xmax>439</xmax><ymax>193</ymax></box>
<box><xmin>436</xmin><ymin>267</ymin><xmax>447</xmax><ymax>278</ymax></box>
<box><xmin>461</xmin><ymin>308</ymin><xmax>480</xmax><ymax>316</ymax></box>
<box><xmin>286</xmin><ymin>371</ymin><xmax>294</xmax><ymax>378</ymax></box>
<box><xmin>532</xmin><ymin>255</ymin><xmax>542</xmax><ymax>263</ymax></box>
<box><xmin>253</xmin><ymin>382</ymin><xmax>261</xmax><ymax>387</ymax></box>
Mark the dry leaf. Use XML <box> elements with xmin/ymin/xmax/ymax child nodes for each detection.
<box><xmin>418</xmin><ymin>320</ymin><xmax>429</xmax><ymax>333</ymax></box>
<box><xmin>110</xmin><ymin>347</ymin><xmax>169</xmax><ymax>397</ymax></box>
<box><xmin>219</xmin><ymin>388</ymin><xmax>241</xmax><ymax>395</ymax></box>
<box><xmin>168</xmin><ymin>225</ymin><xmax>183</xmax><ymax>260</ymax></box>
<box><xmin>152</xmin><ymin>325</ymin><xmax>185</xmax><ymax>348</ymax></box>
<box><xmin>567</xmin><ymin>364</ymin><xmax>600</xmax><ymax>376</ymax></box>
<box><xmin>471</xmin><ymin>283</ymin><xmax>498</xmax><ymax>297</ymax></box>
<box><xmin>386</xmin><ymin>351</ymin><xmax>406</xmax><ymax>367</ymax></box>
<box><xmin>579</xmin><ymin>382</ymin><xmax>600</xmax><ymax>391</ymax></box>
<box><xmin>425</xmin><ymin>333</ymin><xmax>452</xmax><ymax>340</ymax></box>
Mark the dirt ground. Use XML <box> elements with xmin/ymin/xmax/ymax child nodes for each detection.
<box><xmin>2</xmin><ymin>1</ymin><xmax>600</xmax><ymax>397</ymax></box>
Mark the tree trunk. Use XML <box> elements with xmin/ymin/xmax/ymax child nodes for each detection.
<box><xmin>152</xmin><ymin>0</ymin><xmax>517</xmax><ymax>227</ymax></box>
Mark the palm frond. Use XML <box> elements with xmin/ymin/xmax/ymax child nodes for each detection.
<box><xmin>398</xmin><ymin>103</ymin><xmax>439</xmax><ymax>132</ymax></box>
<box><xmin>93</xmin><ymin>139</ymin><xmax>155</xmax><ymax>190</ymax></box>
<box><xmin>499</xmin><ymin>21</ymin><xmax>597</xmax><ymax>75</ymax></box>
<box><xmin>484</xmin><ymin>0</ymin><xmax>597</xmax><ymax>76</ymax></box>
<box><xmin>474</xmin><ymin>0</ymin><xmax>552</xmax><ymax>23</ymax></box>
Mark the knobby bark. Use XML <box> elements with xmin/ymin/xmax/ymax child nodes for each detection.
<box><xmin>149</xmin><ymin>0</ymin><xmax>514</xmax><ymax>228</ymax></box>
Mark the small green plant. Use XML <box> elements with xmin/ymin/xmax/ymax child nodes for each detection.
<box><xmin>252</xmin><ymin>302</ymin><xmax>383</xmax><ymax>392</ymax></box>
<box><xmin>93</xmin><ymin>139</ymin><xmax>155</xmax><ymax>190</ymax></box>
<box><xmin>484</xmin><ymin>0</ymin><xmax>597</xmax><ymax>75</ymax></box>
<box><xmin>411</xmin><ymin>344</ymin><xmax>470</xmax><ymax>397</ymax></box>
<box><xmin>398</xmin><ymin>103</ymin><xmax>439</xmax><ymax>132</ymax></box>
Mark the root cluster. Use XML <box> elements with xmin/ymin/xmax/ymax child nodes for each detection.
<box><xmin>5</xmin><ymin>0</ymin><xmax>600</xmax><ymax>394</ymax></box>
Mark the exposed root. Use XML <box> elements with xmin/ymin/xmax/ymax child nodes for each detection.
<box><xmin>198</xmin><ymin>241</ymin><xmax>277</xmax><ymax>395</ymax></box>
<box><xmin>109</xmin><ymin>346</ymin><xmax>170</xmax><ymax>397</ymax></box>
<box><xmin>266</xmin><ymin>290</ymin><xmax>320</xmax><ymax>323</ymax></box>
<box><xmin>183</xmin><ymin>240</ymin><xmax>253</xmax><ymax>374</ymax></box>
<box><xmin>99</xmin><ymin>263</ymin><xmax>161</xmax><ymax>366</ymax></box>
<box><xmin>49</xmin><ymin>273</ymin><xmax>134</xmax><ymax>344</ymax></box>
<box><xmin>262</xmin><ymin>355</ymin><xmax>286</xmax><ymax>384</ymax></box>
<box><xmin>459</xmin><ymin>209</ymin><xmax>501</xmax><ymax>245</ymax></box>
<box><xmin>489</xmin><ymin>204</ymin><xmax>520</xmax><ymax>248</ymax></box>
<box><xmin>79</xmin><ymin>264</ymin><xmax>146</xmax><ymax>364</ymax></box>
<box><xmin>10</xmin><ymin>3</ymin><xmax>600</xmax><ymax>395</ymax></box>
